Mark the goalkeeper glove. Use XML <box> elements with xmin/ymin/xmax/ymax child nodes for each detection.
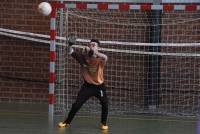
<box><xmin>83</xmin><ymin>46</ymin><xmax>94</xmax><ymax>57</ymax></box>
<box><xmin>88</xmin><ymin>49</ymin><xmax>94</xmax><ymax>57</ymax></box>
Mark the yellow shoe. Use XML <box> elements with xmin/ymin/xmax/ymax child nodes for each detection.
<box><xmin>58</xmin><ymin>122</ymin><xmax>69</xmax><ymax>128</ymax></box>
<box><xmin>100</xmin><ymin>124</ymin><xmax>108</xmax><ymax>130</ymax></box>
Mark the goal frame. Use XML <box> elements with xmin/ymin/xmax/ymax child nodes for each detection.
<box><xmin>48</xmin><ymin>1</ymin><xmax>200</xmax><ymax>121</ymax></box>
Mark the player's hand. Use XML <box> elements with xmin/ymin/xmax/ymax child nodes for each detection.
<box><xmin>88</xmin><ymin>49</ymin><xmax>94</xmax><ymax>57</ymax></box>
<box><xmin>91</xmin><ymin>47</ymin><xmax>98</xmax><ymax>55</ymax></box>
<box><xmin>83</xmin><ymin>46</ymin><xmax>94</xmax><ymax>57</ymax></box>
<box><xmin>83</xmin><ymin>46</ymin><xmax>89</xmax><ymax>54</ymax></box>
<box><xmin>89</xmin><ymin>47</ymin><xmax>98</xmax><ymax>57</ymax></box>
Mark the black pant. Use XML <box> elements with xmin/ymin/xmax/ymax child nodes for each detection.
<box><xmin>64</xmin><ymin>82</ymin><xmax>108</xmax><ymax>125</ymax></box>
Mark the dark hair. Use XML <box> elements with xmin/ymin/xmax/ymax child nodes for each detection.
<box><xmin>90</xmin><ymin>39</ymin><xmax>100</xmax><ymax>46</ymax></box>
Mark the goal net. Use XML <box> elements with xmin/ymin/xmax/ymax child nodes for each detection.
<box><xmin>53</xmin><ymin>2</ymin><xmax>200</xmax><ymax>116</ymax></box>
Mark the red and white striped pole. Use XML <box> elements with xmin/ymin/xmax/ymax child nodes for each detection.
<box><xmin>49</xmin><ymin>2</ymin><xmax>65</xmax><ymax>121</ymax></box>
<box><xmin>49</xmin><ymin>2</ymin><xmax>56</xmax><ymax>121</ymax></box>
<box><xmin>60</xmin><ymin>2</ymin><xmax>199</xmax><ymax>11</ymax></box>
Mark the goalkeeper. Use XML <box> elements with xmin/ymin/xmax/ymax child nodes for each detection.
<box><xmin>58</xmin><ymin>36</ymin><xmax>109</xmax><ymax>130</ymax></box>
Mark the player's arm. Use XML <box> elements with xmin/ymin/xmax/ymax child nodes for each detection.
<box><xmin>67</xmin><ymin>35</ymin><xmax>86</xmax><ymax>65</ymax></box>
<box><xmin>95</xmin><ymin>51</ymin><xmax>108</xmax><ymax>62</ymax></box>
<box><xmin>91</xmin><ymin>47</ymin><xmax>108</xmax><ymax>62</ymax></box>
<box><xmin>69</xmin><ymin>47</ymin><xmax>86</xmax><ymax>65</ymax></box>
<box><xmin>84</xmin><ymin>46</ymin><xmax>108</xmax><ymax>62</ymax></box>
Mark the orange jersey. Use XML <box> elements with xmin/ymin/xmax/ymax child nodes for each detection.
<box><xmin>82</xmin><ymin>58</ymin><xmax>105</xmax><ymax>85</ymax></box>
<box><xmin>71</xmin><ymin>51</ymin><xmax>106</xmax><ymax>85</ymax></box>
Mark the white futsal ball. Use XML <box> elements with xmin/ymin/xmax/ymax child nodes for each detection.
<box><xmin>38</xmin><ymin>2</ymin><xmax>52</xmax><ymax>16</ymax></box>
